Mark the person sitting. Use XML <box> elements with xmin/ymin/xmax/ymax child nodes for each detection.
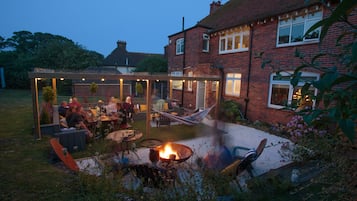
<box><xmin>66</xmin><ymin>105</ymin><xmax>93</xmax><ymax>138</ymax></box>
<box><xmin>58</xmin><ymin>101</ymin><xmax>68</xmax><ymax>118</ymax></box>
<box><xmin>105</xmin><ymin>96</ymin><xmax>118</xmax><ymax>115</ymax></box>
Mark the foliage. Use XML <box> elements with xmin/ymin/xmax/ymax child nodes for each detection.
<box><xmin>42</xmin><ymin>86</ymin><xmax>55</xmax><ymax>103</ymax></box>
<box><xmin>219</xmin><ymin>99</ymin><xmax>243</xmax><ymax>122</ymax></box>
<box><xmin>289</xmin><ymin>1</ymin><xmax>357</xmax><ymax>142</ymax></box>
<box><xmin>134</xmin><ymin>55</ymin><xmax>167</xmax><ymax>73</ymax></box>
<box><xmin>285</xmin><ymin>115</ymin><xmax>329</xmax><ymax>142</ymax></box>
<box><xmin>0</xmin><ymin>31</ymin><xmax>104</xmax><ymax>89</ymax></box>
<box><xmin>89</xmin><ymin>82</ymin><xmax>98</xmax><ymax>95</ymax></box>
<box><xmin>136</xmin><ymin>82</ymin><xmax>144</xmax><ymax>96</ymax></box>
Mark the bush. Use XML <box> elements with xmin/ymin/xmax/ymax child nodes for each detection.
<box><xmin>219</xmin><ymin>100</ymin><xmax>243</xmax><ymax>123</ymax></box>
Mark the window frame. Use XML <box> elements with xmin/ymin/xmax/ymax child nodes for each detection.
<box><xmin>219</xmin><ymin>29</ymin><xmax>249</xmax><ymax>54</ymax></box>
<box><xmin>225</xmin><ymin>73</ymin><xmax>242</xmax><ymax>97</ymax></box>
<box><xmin>202</xmin><ymin>34</ymin><xmax>210</xmax><ymax>52</ymax></box>
<box><xmin>176</xmin><ymin>38</ymin><xmax>184</xmax><ymax>55</ymax></box>
<box><xmin>268</xmin><ymin>72</ymin><xmax>319</xmax><ymax>109</ymax></box>
<box><xmin>277</xmin><ymin>10</ymin><xmax>322</xmax><ymax>47</ymax></box>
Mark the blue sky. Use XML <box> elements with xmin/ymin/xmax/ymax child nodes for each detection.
<box><xmin>0</xmin><ymin>0</ymin><xmax>226</xmax><ymax>57</ymax></box>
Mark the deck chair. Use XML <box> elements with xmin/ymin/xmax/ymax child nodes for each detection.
<box><xmin>222</xmin><ymin>138</ymin><xmax>268</xmax><ymax>177</ymax></box>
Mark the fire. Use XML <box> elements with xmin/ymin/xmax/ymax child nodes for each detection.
<box><xmin>159</xmin><ymin>143</ymin><xmax>178</xmax><ymax>160</ymax></box>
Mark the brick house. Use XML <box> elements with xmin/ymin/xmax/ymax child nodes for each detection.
<box><xmin>73</xmin><ymin>41</ymin><xmax>166</xmax><ymax>103</ymax></box>
<box><xmin>166</xmin><ymin>0</ymin><xmax>355</xmax><ymax>125</ymax></box>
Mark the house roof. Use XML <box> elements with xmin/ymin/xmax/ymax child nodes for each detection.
<box><xmin>198</xmin><ymin>0</ymin><xmax>320</xmax><ymax>32</ymax></box>
<box><xmin>103</xmin><ymin>41</ymin><xmax>164</xmax><ymax>67</ymax></box>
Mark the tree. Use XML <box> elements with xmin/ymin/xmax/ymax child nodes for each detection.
<box><xmin>290</xmin><ymin>0</ymin><xmax>357</xmax><ymax>142</ymax></box>
<box><xmin>0</xmin><ymin>31</ymin><xmax>104</xmax><ymax>89</ymax></box>
<box><xmin>134</xmin><ymin>55</ymin><xmax>167</xmax><ymax>74</ymax></box>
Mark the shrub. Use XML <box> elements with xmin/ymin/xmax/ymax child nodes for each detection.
<box><xmin>219</xmin><ymin>100</ymin><xmax>243</xmax><ymax>123</ymax></box>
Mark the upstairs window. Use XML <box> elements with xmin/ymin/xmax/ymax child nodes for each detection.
<box><xmin>176</xmin><ymin>38</ymin><xmax>184</xmax><ymax>55</ymax></box>
<box><xmin>219</xmin><ymin>27</ymin><xmax>249</xmax><ymax>54</ymax></box>
<box><xmin>268</xmin><ymin>72</ymin><xmax>319</xmax><ymax>109</ymax></box>
<box><xmin>202</xmin><ymin>34</ymin><xmax>210</xmax><ymax>52</ymax></box>
<box><xmin>225</xmin><ymin>73</ymin><xmax>242</xmax><ymax>97</ymax></box>
<box><xmin>277</xmin><ymin>10</ymin><xmax>322</xmax><ymax>46</ymax></box>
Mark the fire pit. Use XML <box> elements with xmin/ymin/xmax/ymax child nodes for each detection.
<box><xmin>155</xmin><ymin>142</ymin><xmax>193</xmax><ymax>163</ymax></box>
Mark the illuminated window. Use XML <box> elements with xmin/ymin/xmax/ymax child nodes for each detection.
<box><xmin>268</xmin><ymin>72</ymin><xmax>319</xmax><ymax>109</ymax></box>
<box><xmin>176</xmin><ymin>38</ymin><xmax>184</xmax><ymax>55</ymax></box>
<box><xmin>225</xmin><ymin>73</ymin><xmax>241</xmax><ymax>97</ymax></box>
<box><xmin>277</xmin><ymin>10</ymin><xmax>322</xmax><ymax>46</ymax></box>
<box><xmin>219</xmin><ymin>27</ymin><xmax>249</xmax><ymax>54</ymax></box>
<box><xmin>171</xmin><ymin>71</ymin><xmax>183</xmax><ymax>90</ymax></box>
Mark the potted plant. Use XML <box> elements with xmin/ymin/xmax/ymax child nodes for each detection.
<box><xmin>38</xmin><ymin>86</ymin><xmax>60</xmax><ymax>135</ymax></box>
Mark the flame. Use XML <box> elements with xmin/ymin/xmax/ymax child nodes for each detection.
<box><xmin>159</xmin><ymin>143</ymin><xmax>178</xmax><ymax>159</ymax></box>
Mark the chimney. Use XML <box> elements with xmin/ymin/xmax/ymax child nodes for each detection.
<box><xmin>117</xmin><ymin>40</ymin><xmax>127</xmax><ymax>50</ymax></box>
<box><xmin>210</xmin><ymin>1</ymin><xmax>221</xmax><ymax>15</ymax></box>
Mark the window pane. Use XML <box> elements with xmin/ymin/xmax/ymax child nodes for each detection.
<box><xmin>271</xmin><ymin>84</ymin><xmax>289</xmax><ymax>106</ymax></box>
<box><xmin>203</xmin><ymin>39</ymin><xmax>209</xmax><ymax>51</ymax></box>
<box><xmin>291</xmin><ymin>23</ymin><xmax>304</xmax><ymax>42</ymax></box>
<box><xmin>220</xmin><ymin>38</ymin><xmax>226</xmax><ymax>51</ymax></box>
<box><xmin>226</xmin><ymin>80</ymin><xmax>233</xmax><ymax>94</ymax></box>
<box><xmin>305</xmin><ymin>20</ymin><xmax>320</xmax><ymax>40</ymax></box>
<box><xmin>278</xmin><ymin>26</ymin><xmax>290</xmax><ymax>44</ymax></box>
<box><xmin>234</xmin><ymin>35</ymin><xmax>241</xmax><ymax>49</ymax></box>
<box><xmin>233</xmin><ymin>80</ymin><xmax>241</xmax><ymax>95</ymax></box>
<box><xmin>227</xmin><ymin>37</ymin><xmax>233</xmax><ymax>50</ymax></box>
<box><xmin>242</xmin><ymin>33</ymin><xmax>249</xmax><ymax>48</ymax></box>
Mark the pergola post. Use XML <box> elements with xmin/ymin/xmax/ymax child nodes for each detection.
<box><xmin>31</xmin><ymin>78</ymin><xmax>41</xmax><ymax>139</ymax></box>
<box><xmin>145</xmin><ymin>79</ymin><xmax>152</xmax><ymax>137</ymax></box>
<box><xmin>52</xmin><ymin>78</ymin><xmax>57</xmax><ymax>105</ymax></box>
<box><xmin>119</xmin><ymin>78</ymin><xmax>123</xmax><ymax>101</ymax></box>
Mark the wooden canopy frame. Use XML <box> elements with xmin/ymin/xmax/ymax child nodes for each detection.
<box><xmin>29</xmin><ymin>71</ymin><xmax>222</xmax><ymax>139</ymax></box>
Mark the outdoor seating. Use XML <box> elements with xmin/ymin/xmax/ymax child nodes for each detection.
<box><xmin>225</xmin><ymin>138</ymin><xmax>268</xmax><ymax>177</ymax></box>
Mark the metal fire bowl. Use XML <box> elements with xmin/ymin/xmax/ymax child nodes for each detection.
<box><xmin>156</xmin><ymin>143</ymin><xmax>193</xmax><ymax>163</ymax></box>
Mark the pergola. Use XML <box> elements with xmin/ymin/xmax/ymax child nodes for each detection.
<box><xmin>29</xmin><ymin>70</ymin><xmax>222</xmax><ymax>139</ymax></box>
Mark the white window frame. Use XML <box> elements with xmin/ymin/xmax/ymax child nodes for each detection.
<box><xmin>225</xmin><ymin>73</ymin><xmax>242</xmax><ymax>97</ymax></box>
<box><xmin>277</xmin><ymin>10</ymin><xmax>322</xmax><ymax>47</ymax></box>
<box><xmin>171</xmin><ymin>71</ymin><xmax>183</xmax><ymax>90</ymax></box>
<box><xmin>268</xmin><ymin>72</ymin><xmax>319</xmax><ymax>109</ymax></box>
<box><xmin>202</xmin><ymin>34</ymin><xmax>210</xmax><ymax>52</ymax></box>
<box><xmin>219</xmin><ymin>29</ymin><xmax>249</xmax><ymax>54</ymax></box>
<box><xmin>176</xmin><ymin>38</ymin><xmax>184</xmax><ymax>55</ymax></box>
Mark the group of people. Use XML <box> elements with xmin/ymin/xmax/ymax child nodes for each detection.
<box><xmin>58</xmin><ymin>96</ymin><xmax>136</xmax><ymax>139</ymax></box>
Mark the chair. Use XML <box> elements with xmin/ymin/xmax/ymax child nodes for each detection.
<box><xmin>222</xmin><ymin>138</ymin><xmax>267</xmax><ymax>177</ymax></box>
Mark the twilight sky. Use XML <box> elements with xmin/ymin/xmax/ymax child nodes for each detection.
<box><xmin>0</xmin><ymin>0</ymin><xmax>226</xmax><ymax>57</ymax></box>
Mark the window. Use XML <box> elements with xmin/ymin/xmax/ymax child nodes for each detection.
<box><xmin>277</xmin><ymin>10</ymin><xmax>322</xmax><ymax>46</ymax></box>
<box><xmin>219</xmin><ymin>27</ymin><xmax>249</xmax><ymax>54</ymax></box>
<box><xmin>176</xmin><ymin>38</ymin><xmax>184</xmax><ymax>55</ymax></box>
<box><xmin>225</xmin><ymin>73</ymin><xmax>241</xmax><ymax>97</ymax></box>
<box><xmin>268</xmin><ymin>72</ymin><xmax>319</xmax><ymax>109</ymax></box>
<box><xmin>171</xmin><ymin>71</ymin><xmax>183</xmax><ymax>90</ymax></box>
<box><xmin>187</xmin><ymin>71</ymin><xmax>193</xmax><ymax>91</ymax></box>
<box><xmin>202</xmin><ymin>34</ymin><xmax>209</xmax><ymax>52</ymax></box>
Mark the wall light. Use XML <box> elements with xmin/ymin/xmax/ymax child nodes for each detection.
<box><xmin>101</xmin><ymin>78</ymin><xmax>105</xmax><ymax>82</ymax></box>
<box><xmin>60</xmin><ymin>77</ymin><xmax>64</xmax><ymax>81</ymax></box>
<box><xmin>81</xmin><ymin>78</ymin><xmax>86</xmax><ymax>81</ymax></box>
